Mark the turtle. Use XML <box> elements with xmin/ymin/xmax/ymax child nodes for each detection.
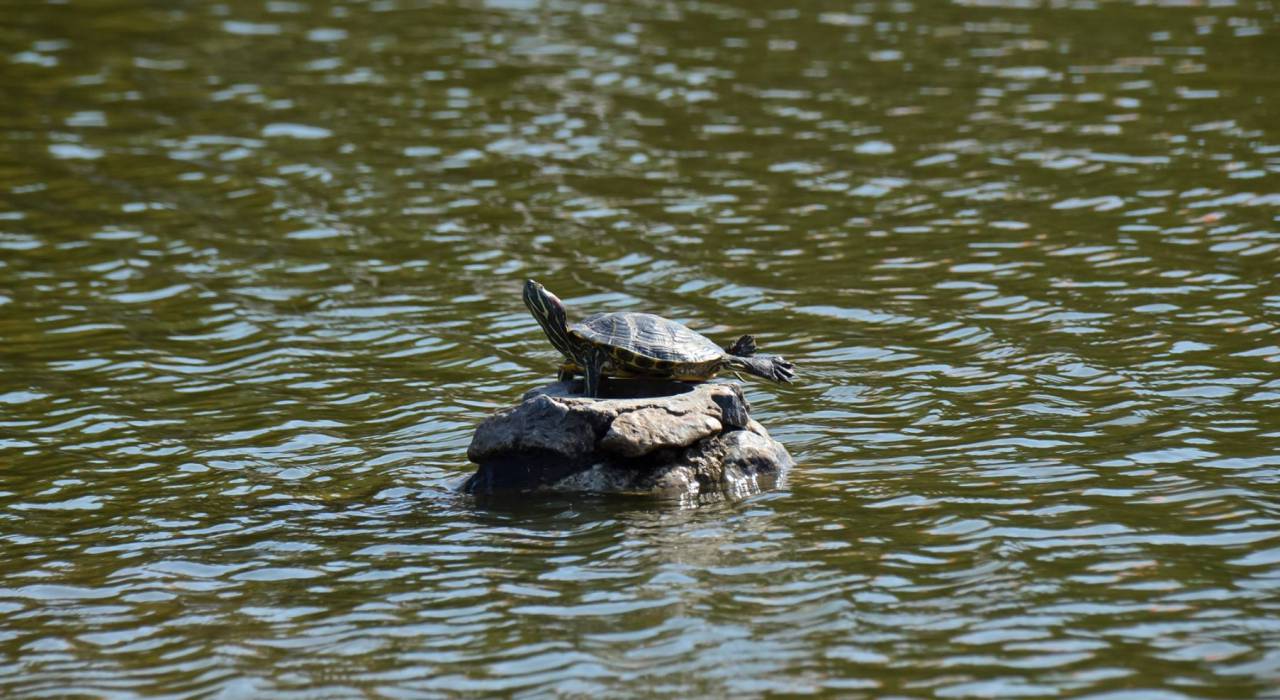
<box><xmin>522</xmin><ymin>279</ymin><xmax>796</xmax><ymax>398</ymax></box>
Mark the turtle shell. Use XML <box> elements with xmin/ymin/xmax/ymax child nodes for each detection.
<box><xmin>571</xmin><ymin>312</ymin><xmax>723</xmax><ymax>364</ymax></box>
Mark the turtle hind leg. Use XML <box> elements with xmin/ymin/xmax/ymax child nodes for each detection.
<box><xmin>724</xmin><ymin>354</ymin><xmax>795</xmax><ymax>384</ymax></box>
<box><xmin>725</xmin><ymin>334</ymin><xmax>757</xmax><ymax>357</ymax></box>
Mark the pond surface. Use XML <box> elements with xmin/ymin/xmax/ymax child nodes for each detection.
<box><xmin>2</xmin><ymin>0</ymin><xmax>1278</xmax><ymax>696</ymax></box>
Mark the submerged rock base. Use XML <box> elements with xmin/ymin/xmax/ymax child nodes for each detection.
<box><xmin>463</xmin><ymin>380</ymin><xmax>791</xmax><ymax>502</ymax></box>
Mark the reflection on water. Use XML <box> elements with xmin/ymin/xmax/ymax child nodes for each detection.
<box><xmin>1</xmin><ymin>0</ymin><xmax>1278</xmax><ymax>696</ymax></box>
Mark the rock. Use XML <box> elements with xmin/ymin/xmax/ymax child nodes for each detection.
<box><xmin>462</xmin><ymin>380</ymin><xmax>792</xmax><ymax>502</ymax></box>
<box><xmin>599</xmin><ymin>404</ymin><xmax>720</xmax><ymax>457</ymax></box>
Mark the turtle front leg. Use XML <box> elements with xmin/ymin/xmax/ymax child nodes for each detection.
<box><xmin>557</xmin><ymin>364</ymin><xmax>576</xmax><ymax>382</ymax></box>
<box><xmin>582</xmin><ymin>348</ymin><xmax>607</xmax><ymax>398</ymax></box>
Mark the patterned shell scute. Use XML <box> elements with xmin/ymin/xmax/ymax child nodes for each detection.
<box><xmin>572</xmin><ymin>312</ymin><xmax>723</xmax><ymax>363</ymax></box>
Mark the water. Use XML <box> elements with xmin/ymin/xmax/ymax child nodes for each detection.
<box><xmin>2</xmin><ymin>0</ymin><xmax>1278</xmax><ymax>696</ymax></box>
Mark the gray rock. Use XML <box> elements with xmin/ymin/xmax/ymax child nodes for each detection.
<box><xmin>462</xmin><ymin>380</ymin><xmax>792</xmax><ymax>502</ymax></box>
<box><xmin>600</xmin><ymin>408</ymin><xmax>721</xmax><ymax>457</ymax></box>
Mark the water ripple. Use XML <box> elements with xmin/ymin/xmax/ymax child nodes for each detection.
<box><xmin>1</xmin><ymin>0</ymin><xmax>1278</xmax><ymax>696</ymax></box>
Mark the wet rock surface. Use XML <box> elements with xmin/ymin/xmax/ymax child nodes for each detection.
<box><xmin>463</xmin><ymin>380</ymin><xmax>792</xmax><ymax>501</ymax></box>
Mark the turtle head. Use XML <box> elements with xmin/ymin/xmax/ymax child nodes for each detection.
<box><xmin>523</xmin><ymin>279</ymin><xmax>575</xmax><ymax>357</ymax></box>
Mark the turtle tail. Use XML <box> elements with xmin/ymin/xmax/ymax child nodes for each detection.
<box><xmin>724</xmin><ymin>354</ymin><xmax>795</xmax><ymax>384</ymax></box>
<box><xmin>724</xmin><ymin>334</ymin><xmax>757</xmax><ymax>357</ymax></box>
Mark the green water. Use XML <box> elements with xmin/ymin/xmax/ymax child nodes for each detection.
<box><xmin>1</xmin><ymin>0</ymin><xmax>1278</xmax><ymax>696</ymax></box>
